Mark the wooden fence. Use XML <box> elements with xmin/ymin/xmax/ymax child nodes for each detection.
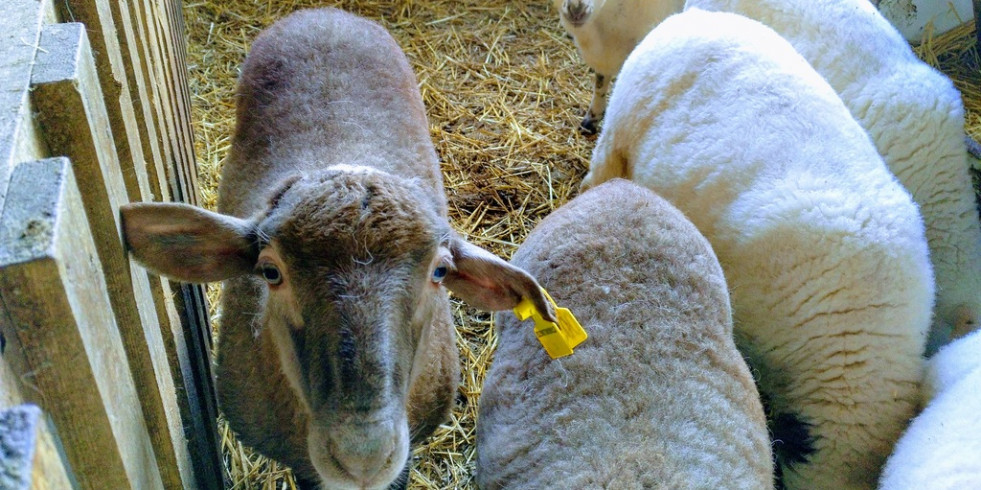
<box><xmin>0</xmin><ymin>1</ymin><xmax>222</xmax><ymax>488</ymax></box>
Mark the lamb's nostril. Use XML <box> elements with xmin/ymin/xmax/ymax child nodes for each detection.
<box><xmin>563</xmin><ymin>0</ymin><xmax>592</xmax><ymax>26</ymax></box>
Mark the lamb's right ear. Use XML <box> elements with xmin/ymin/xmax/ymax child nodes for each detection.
<box><xmin>120</xmin><ymin>202</ymin><xmax>259</xmax><ymax>283</ymax></box>
<box><xmin>442</xmin><ymin>237</ymin><xmax>556</xmax><ymax>323</ymax></box>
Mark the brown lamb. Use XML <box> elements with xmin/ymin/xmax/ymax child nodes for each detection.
<box><xmin>119</xmin><ymin>8</ymin><xmax>552</xmax><ymax>489</ymax></box>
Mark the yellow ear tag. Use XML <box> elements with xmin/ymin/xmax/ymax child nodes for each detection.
<box><xmin>512</xmin><ymin>288</ymin><xmax>587</xmax><ymax>359</ymax></box>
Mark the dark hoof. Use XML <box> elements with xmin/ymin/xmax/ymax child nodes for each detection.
<box><xmin>966</xmin><ymin>134</ymin><xmax>981</xmax><ymax>160</ymax></box>
<box><xmin>579</xmin><ymin>117</ymin><xmax>598</xmax><ymax>135</ymax></box>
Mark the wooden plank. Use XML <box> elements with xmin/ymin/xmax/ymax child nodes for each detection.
<box><xmin>95</xmin><ymin>0</ymin><xmax>170</xmax><ymax>203</ymax></box>
<box><xmin>0</xmin><ymin>0</ymin><xmax>44</xmax><ymax>211</ymax></box>
<box><xmin>120</xmin><ymin>3</ymin><xmax>225</xmax><ymax>484</ymax></box>
<box><xmin>0</xmin><ymin>157</ymin><xmax>163</xmax><ymax>489</ymax></box>
<box><xmin>0</xmin><ymin>404</ymin><xmax>75</xmax><ymax>490</ymax></box>
<box><xmin>111</xmin><ymin>0</ymin><xmax>175</xmax><ymax>204</ymax></box>
<box><xmin>173</xmin><ymin>281</ymin><xmax>225</xmax><ymax>483</ymax></box>
<box><xmin>160</xmin><ymin>0</ymin><xmax>201</xmax><ymax>205</ymax></box>
<box><xmin>65</xmin><ymin>2</ymin><xmax>222</xmax><ymax>486</ymax></box>
<box><xmin>108</xmin><ymin>2</ymin><xmax>224</xmax><ymax>486</ymax></box>
<box><xmin>58</xmin><ymin>0</ymin><xmax>153</xmax><ymax>206</ymax></box>
<box><xmin>161</xmin><ymin>4</ymin><xmax>225</xmax><ymax>470</ymax></box>
<box><xmin>146</xmin><ymin>0</ymin><xmax>196</xmax><ymax>205</ymax></box>
<box><xmin>129</xmin><ymin>0</ymin><xmax>189</xmax><ymax>203</ymax></box>
<box><xmin>85</xmin><ymin>3</ymin><xmax>223</xmax><ymax>488</ymax></box>
<box><xmin>39</xmin><ymin>0</ymin><xmax>58</xmax><ymax>23</ymax></box>
<box><xmin>165</xmin><ymin>279</ymin><xmax>226</xmax><ymax>490</ymax></box>
<box><xmin>29</xmin><ymin>23</ymin><xmax>192</xmax><ymax>490</ymax></box>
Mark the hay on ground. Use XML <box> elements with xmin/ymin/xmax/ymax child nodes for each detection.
<box><xmin>182</xmin><ymin>1</ymin><xmax>980</xmax><ymax>487</ymax></box>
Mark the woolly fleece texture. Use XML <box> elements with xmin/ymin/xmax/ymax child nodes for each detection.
<box><xmin>582</xmin><ymin>9</ymin><xmax>933</xmax><ymax>489</ymax></box>
<box><xmin>477</xmin><ymin>179</ymin><xmax>773</xmax><ymax>489</ymax></box>
<box><xmin>879</xmin><ymin>329</ymin><xmax>981</xmax><ymax>488</ymax></box>
<box><xmin>687</xmin><ymin>0</ymin><xmax>981</xmax><ymax>351</ymax></box>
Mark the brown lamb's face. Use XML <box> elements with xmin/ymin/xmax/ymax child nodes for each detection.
<box><xmin>253</xmin><ymin>169</ymin><xmax>449</xmax><ymax>488</ymax></box>
<box><xmin>119</xmin><ymin>165</ymin><xmax>556</xmax><ymax>489</ymax></box>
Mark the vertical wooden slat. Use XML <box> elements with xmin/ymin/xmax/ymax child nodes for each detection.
<box><xmin>0</xmin><ymin>0</ymin><xmax>44</xmax><ymax>211</ymax></box>
<box><xmin>29</xmin><ymin>23</ymin><xmax>192</xmax><ymax>490</ymax></box>
<box><xmin>89</xmin><ymin>2</ymin><xmax>224</xmax><ymax>488</ymax></box>
<box><xmin>149</xmin><ymin>0</ymin><xmax>197</xmax><ymax>205</ymax></box>
<box><xmin>160</xmin><ymin>0</ymin><xmax>201</xmax><ymax>204</ymax></box>
<box><xmin>130</xmin><ymin>0</ymin><xmax>187</xmax><ymax>202</ymax></box>
<box><xmin>58</xmin><ymin>0</ymin><xmax>152</xmax><ymax>206</ymax></box>
<box><xmin>174</xmin><ymin>280</ymin><xmax>224</xmax><ymax>483</ymax></box>
<box><xmin>118</xmin><ymin>2</ymin><xmax>224</xmax><ymax>487</ymax></box>
<box><xmin>94</xmin><ymin>0</ymin><xmax>167</xmax><ymax>203</ymax></box>
<box><xmin>0</xmin><ymin>157</ymin><xmax>163</xmax><ymax>490</ymax></box>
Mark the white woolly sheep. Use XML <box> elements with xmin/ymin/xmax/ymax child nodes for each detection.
<box><xmin>879</xmin><ymin>328</ymin><xmax>981</xmax><ymax>489</ymax></box>
<box><xmin>687</xmin><ymin>0</ymin><xmax>981</xmax><ymax>352</ymax></box>
<box><xmin>476</xmin><ymin>179</ymin><xmax>774</xmax><ymax>489</ymax></box>
<box><xmin>582</xmin><ymin>9</ymin><xmax>933</xmax><ymax>489</ymax></box>
<box><xmin>119</xmin><ymin>8</ymin><xmax>553</xmax><ymax>490</ymax></box>
<box><xmin>553</xmin><ymin>0</ymin><xmax>684</xmax><ymax>133</ymax></box>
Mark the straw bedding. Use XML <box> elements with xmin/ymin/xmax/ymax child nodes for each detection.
<box><xmin>182</xmin><ymin>1</ymin><xmax>980</xmax><ymax>488</ymax></box>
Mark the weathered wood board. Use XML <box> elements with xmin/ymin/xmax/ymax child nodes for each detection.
<box><xmin>0</xmin><ymin>0</ymin><xmax>46</xmax><ymax>211</ymax></box>
<box><xmin>58</xmin><ymin>0</ymin><xmax>152</xmax><ymax>204</ymax></box>
<box><xmin>0</xmin><ymin>157</ymin><xmax>164</xmax><ymax>489</ymax></box>
<box><xmin>28</xmin><ymin>22</ymin><xmax>193</xmax><ymax>490</ymax></box>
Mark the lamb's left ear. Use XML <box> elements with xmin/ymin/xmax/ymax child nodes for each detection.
<box><xmin>442</xmin><ymin>237</ymin><xmax>556</xmax><ymax>323</ymax></box>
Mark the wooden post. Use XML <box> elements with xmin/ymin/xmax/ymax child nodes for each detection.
<box><xmin>53</xmin><ymin>2</ymin><xmax>224</xmax><ymax>487</ymax></box>
<box><xmin>0</xmin><ymin>157</ymin><xmax>164</xmax><ymax>489</ymax></box>
<box><xmin>158</xmin><ymin>0</ymin><xmax>201</xmax><ymax>204</ymax></box>
<box><xmin>65</xmin><ymin>0</ymin><xmax>170</xmax><ymax>204</ymax></box>
<box><xmin>0</xmin><ymin>404</ymin><xmax>75</xmax><ymax>489</ymax></box>
<box><xmin>75</xmin><ymin>0</ymin><xmax>186</xmax><ymax>204</ymax></box>
<box><xmin>0</xmin><ymin>0</ymin><xmax>45</xmax><ymax>210</ymax></box>
<box><xmin>59</xmin><ymin>0</ymin><xmax>153</xmax><ymax>206</ymax></box>
<box><xmin>29</xmin><ymin>23</ymin><xmax>193</xmax><ymax>490</ymax></box>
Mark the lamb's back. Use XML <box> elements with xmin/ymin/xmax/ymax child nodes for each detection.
<box><xmin>217</xmin><ymin>8</ymin><xmax>442</xmax><ymax>218</ymax></box>
<box><xmin>476</xmin><ymin>179</ymin><xmax>772</xmax><ymax>489</ymax></box>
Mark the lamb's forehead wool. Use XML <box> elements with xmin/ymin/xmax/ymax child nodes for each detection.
<box><xmin>262</xmin><ymin>168</ymin><xmax>443</xmax><ymax>264</ymax></box>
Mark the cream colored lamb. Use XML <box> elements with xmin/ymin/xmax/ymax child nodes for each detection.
<box><xmin>476</xmin><ymin>179</ymin><xmax>774</xmax><ymax>489</ymax></box>
<box><xmin>687</xmin><ymin>0</ymin><xmax>981</xmax><ymax>352</ymax></box>
<box><xmin>553</xmin><ymin>0</ymin><xmax>684</xmax><ymax>133</ymax></box>
<box><xmin>582</xmin><ymin>9</ymin><xmax>933</xmax><ymax>489</ymax></box>
<box><xmin>879</xmin><ymin>328</ymin><xmax>981</xmax><ymax>488</ymax></box>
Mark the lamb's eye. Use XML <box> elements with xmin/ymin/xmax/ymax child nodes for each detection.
<box><xmin>431</xmin><ymin>265</ymin><xmax>448</xmax><ymax>284</ymax></box>
<box><xmin>260</xmin><ymin>263</ymin><xmax>283</xmax><ymax>285</ymax></box>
